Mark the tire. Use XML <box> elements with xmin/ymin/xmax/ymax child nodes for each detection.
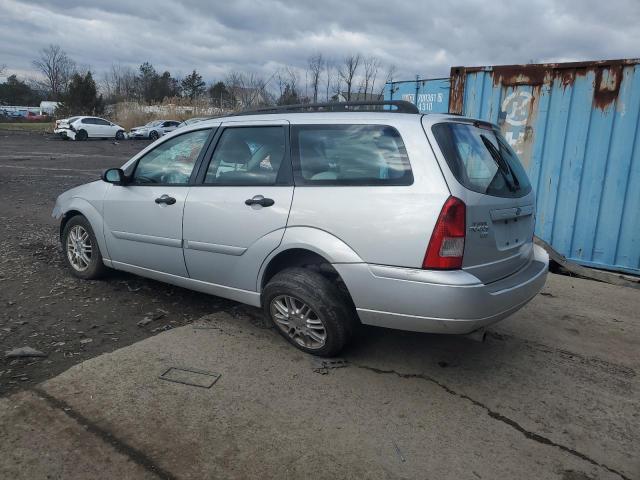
<box><xmin>262</xmin><ymin>267</ymin><xmax>356</xmax><ymax>356</ymax></box>
<box><xmin>61</xmin><ymin>215</ymin><xmax>107</xmax><ymax>280</ymax></box>
<box><xmin>76</xmin><ymin>129</ymin><xmax>88</xmax><ymax>141</ymax></box>
<box><xmin>115</xmin><ymin>130</ymin><xmax>125</xmax><ymax>140</ymax></box>
<box><xmin>149</xmin><ymin>130</ymin><xmax>159</xmax><ymax>140</ymax></box>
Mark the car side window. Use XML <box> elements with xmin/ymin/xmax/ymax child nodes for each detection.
<box><xmin>81</xmin><ymin>118</ymin><xmax>93</xmax><ymax>124</ymax></box>
<box><xmin>95</xmin><ymin>118</ymin><xmax>110</xmax><ymax>126</ymax></box>
<box><xmin>292</xmin><ymin>124</ymin><xmax>413</xmax><ymax>186</ymax></box>
<box><xmin>132</xmin><ymin>129</ymin><xmax>211</xmax><ymax>185</ymax></box>
<box><xmin>204</xmin><ymin>127</ymin><xmax>287</xmax><ymax>185</ymax></box>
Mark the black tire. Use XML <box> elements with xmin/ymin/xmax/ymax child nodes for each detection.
<box><xmin>115</xmin><ymin>130</ymin><xmax>125</xmax><ymax>140</ymax></box>
<box><xmin>76</xmin><ymin>129</ymin><xmax>88</xmax><ymax>141</ymax></box>
<box><xmin>61</xmin><ymin>215</ymin><xmax>107</xmax><ymax>280</ymax></box>
<box><xmin>262</xmin><ymin>267</ymin><xmax>356</xmax><ymax>356</ymax></box>
<box><xmin>149</xmin><ymin>130</ymin><xmax>159</xmax><ymax>140</ymax></box>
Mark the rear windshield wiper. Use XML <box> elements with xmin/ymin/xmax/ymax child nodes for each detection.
<box><xmin>480</xmin><ymin>134</ymin><xmax>518</xmax><ymax>192</ymax></box>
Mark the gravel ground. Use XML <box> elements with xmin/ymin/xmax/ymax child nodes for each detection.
<box><xmin>0</xmin><ymin>131</ymin><xmax>252</xmax><ymax>396</ymax></box>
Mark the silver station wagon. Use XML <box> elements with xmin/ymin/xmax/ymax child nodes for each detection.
<box><xmin>53</xmin><ymin>101</ymin><xmax>548</xmax><ymax>356</ymax></box>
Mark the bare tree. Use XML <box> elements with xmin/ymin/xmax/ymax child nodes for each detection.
<box><xmin>0</xmin><ymin>64</ymin><xmax>6</xmax><ymax>77</ymax></box>
<box><xmin>379</xmin><ymin>64</ymin><xmax>397</xmax><ymax>96</ymax></box>
<box><xmin>32</xmin><ymin>44</ymin><xmax>76</xmax><ymax>100</ymax></box>
<box><xmin>361</xmin><ymin>56</ymin><xmax>381</xmax><ymax>98</ymax></box>
<box><xmin>307</xmin><ymin>53</ymin><xmax>324</xmax><ymax>103</ymax></box>
<box><xmin>225</xmin><ymin>71</ymin><xmax>273</xmax><ymax>110</ymax></box>
<box><xmin>324</xmin><ymin>60</ymin><xmax>334</xmax><ymax>102</ymax></box>
<box><xmin>337</xmin><ymin>53</ymin><xmax>361</xmax><ymax>101</ymax></box>
<box><xmin>102</xmin><ymin>63</ymin><xmax>136</xmax><ymax>102</ymax></box>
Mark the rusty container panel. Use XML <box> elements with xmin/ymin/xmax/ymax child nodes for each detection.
<box><xmin>450</xmin><ymin>60</ymin><xmax>640</xmax><ymax>275</ymax></box>
<box><xmin>384</xmin><ymin>77</ymin><xmax>450</xmax><ymax>113</ymax></box>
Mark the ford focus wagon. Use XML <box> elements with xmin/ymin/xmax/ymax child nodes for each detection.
<box><xmin>53</xmin><ymin>101</ymin><xmax>548</xmax><ymax>356</ymax></box>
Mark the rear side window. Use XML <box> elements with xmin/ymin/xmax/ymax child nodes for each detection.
<box><xmin>292</xmin><ymin>125</ymin><xmax>412</xmax><ymax>185</ymax></box>
<box><xmin>431</xmin><ymin>122</ymin><xmax>531</xmax><ymax>198</ymax></box>
<box><xmin>204</xmin><ymin>126</ymin><xmax>287</xmax><ymax>185</ymax></box>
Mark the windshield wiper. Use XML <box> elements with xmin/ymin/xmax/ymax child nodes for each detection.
<box><xmin>480</xmin><ymin>134</ymin><xmax>518</xmax><ymax>192</ymax></box>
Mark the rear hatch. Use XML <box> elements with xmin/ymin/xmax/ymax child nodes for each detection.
<box><xmin>427</xmin><ymin>119</ymin><xmax>536</xmax><ymax>284</ymax></box>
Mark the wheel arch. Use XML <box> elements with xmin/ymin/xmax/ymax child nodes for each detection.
<box><xmin>259</xmin><ymin>247</ymin><xmax>358</xmax><ymax>317</ymax></box>
<box><xmin>58</xmin><ymin>198</ymin><xmax>110</xmax><ymax>262</ymax></box>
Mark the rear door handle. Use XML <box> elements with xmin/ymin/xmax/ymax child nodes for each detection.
<box><xmin>245</xmin><ymin>195</ymin><xmax>275</xmax><ymax>207</ymax></box>
<box><xmin>155</xmin><ymin>194</ymin><xmax>176</xmax><ymax>205</ymax></box>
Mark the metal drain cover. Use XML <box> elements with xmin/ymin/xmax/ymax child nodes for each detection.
<box><xmin>159</xmin><ymin>367</ymin><xmax>221</xmax><ymax>388</ymax></box>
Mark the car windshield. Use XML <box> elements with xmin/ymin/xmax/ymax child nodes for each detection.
<box><xmin>146</xmin><ymin>121</ymin><xmax>163</xmax><ymax>127</ymax></box>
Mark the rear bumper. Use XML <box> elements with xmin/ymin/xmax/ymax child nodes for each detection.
<box><xmin>334</xmin><ymin>244</ymin><xmax>549</xmax><ymax>334</ymax></box>
<box><xmin>54</xmin><ymin>128</ymin><xmax>75</xmax><ymax>140</ymax></box>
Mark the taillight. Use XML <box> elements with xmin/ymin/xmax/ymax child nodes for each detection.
<box><xmin>422</xmin><ymin>196</ymin><xmax>466</xmax><ymax>270</ymax></box>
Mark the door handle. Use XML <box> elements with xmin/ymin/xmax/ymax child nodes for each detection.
<box><xmin>245</xmin><ymin>195</ymin><xmax>275</xmax><ymax>207</ymax></box>
<box><xmin>155</xmin><ymin>195</ymin><xmax>176</xmax><ymax>205</ymax></box>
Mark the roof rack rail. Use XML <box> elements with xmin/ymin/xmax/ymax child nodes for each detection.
<box><xmin>232</xmin><ymin>100</ymin><xmax>420</xmax><ymax>116</ymax></box>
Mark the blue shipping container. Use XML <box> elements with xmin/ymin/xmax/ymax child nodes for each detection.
<box><xmin>449</xmin><ymin>60</ymin><xmax>640</xmax><ymax>275</ymax></box>
<box><xmin>384</xmin><ymin>77</ymin><xmax>450</xmax><ymax>113</ymax></box>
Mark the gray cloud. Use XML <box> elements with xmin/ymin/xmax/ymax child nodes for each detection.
<box><xmin>1</xmin><ymin>0</ymin><xmax>638</xmax><ymax>86</ymax></box>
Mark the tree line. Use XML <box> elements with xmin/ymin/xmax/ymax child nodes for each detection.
<box><xmin>0</xmin><ymin>44</ymin><xmax>398</xmax><ymax>115</ymax></box>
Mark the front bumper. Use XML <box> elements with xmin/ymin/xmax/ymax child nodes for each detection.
<box><xmin>128</xmin><ymin>131</ymin><xmax>148</xmax><ymax>138</ymax></box>
<box><xmin>334</xmin><ymin>244</ymin><xmax>549</xmax><ymax>334</ymax></box>
<box><xmin>54</xmin><ymin>128</ymin><xmax>76</xmax><ymax>140</ymax></box>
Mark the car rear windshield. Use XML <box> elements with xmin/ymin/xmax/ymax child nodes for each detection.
<box><xmin>431</xmin><ymin>122</ymin><xmax>532</xmax><ymax>198</ymax></box>
<box><xmin>292</xmin><ymin>124</ymin><xmax>412</xmax><ymax>186</ymax></box>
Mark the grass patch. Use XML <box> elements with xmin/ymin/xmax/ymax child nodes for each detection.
<box><xmin>0</xmin><ymin>122</ymin><xmax>54</xmax><ymax>133</ymax></box>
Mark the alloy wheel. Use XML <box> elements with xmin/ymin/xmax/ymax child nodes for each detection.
<box><xmin>66</xmin><ymin>225</ymin><xmax>92</xmax><ymax>271</ymax></box>
<box><xmin>270</xmin><ymin>295</ymin><xmax>327</xmax><ymax>350</ymax></box>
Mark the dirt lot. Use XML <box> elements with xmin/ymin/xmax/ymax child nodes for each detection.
<box><xmin>0</xmin><ymin>130</ymin><xmax>244</xmax><ymax>395</ymax></box>
<box><xmin>0</xmin><ymin>130</ymin><xmax>638</xmax><ymax>479</ymax></box>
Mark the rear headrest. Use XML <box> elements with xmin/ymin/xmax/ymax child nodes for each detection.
<box><xmin>221</xmin><ymin>136</ymin><xmax>252</xmax><ymax>165</ymax></box>
<box><xmin>300</xmin><ymin>137</ymin><xmax>329</xmax><ymax>177</ymax></box>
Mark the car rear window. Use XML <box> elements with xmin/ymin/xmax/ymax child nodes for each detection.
<box><xmin>431</xmin><ymin>122</ymin><xmax>532</xmax><ymax>198</ymax></box>
<box><xmin>292</xmin><ymin>125</ymin><xmax>412</xmax><ymax>186</ymax></box>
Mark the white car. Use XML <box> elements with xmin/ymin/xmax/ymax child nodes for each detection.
<box><xmin>129</xmin><ymin>120</ymin><xmax>181</xmax><ymax>140</ymax></box>
<box><xmin>54</xmin><ymin>116</ymin><xmax>126</xmax><ymax>141</ymax></box>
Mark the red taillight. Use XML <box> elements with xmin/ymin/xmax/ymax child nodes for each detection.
<box><xmin>422</xmin><ymin>196</ymin><xmax>466</xmax><ymax>270</ymax></box>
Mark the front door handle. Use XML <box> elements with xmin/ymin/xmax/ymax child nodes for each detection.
<box><xmin>245</xmin><ymin>195</ymin><xmax>275</xmax><ymax>207</ymax></box>
<box><xmin>155</xmin><ymin>194</ymin><xmax>176</xmax><ymax>205</ymax></box>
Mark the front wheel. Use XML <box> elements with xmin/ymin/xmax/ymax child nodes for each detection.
<box><xmin>75</xmin><ymin>129</ymin><xmax>88</xmax><ymax>141</ymax></box>
<box><xmin>262</xmin><ymin>267</ymin><xmax>356</xmax><ymax>356</ymax></box>
<box><xmin>61</xmin><ymin>216</ymin><xmax>107</xmax><ymax>279</ymax></box>
<box><xmin>149</xmin><ymin>130</ymin><xmax>159</xmax><ymax>140</ymax></box>
<box><xmin>115</xmin><ymin>130</ymin><xmax>125</xmax><ymax>140</ymax></box>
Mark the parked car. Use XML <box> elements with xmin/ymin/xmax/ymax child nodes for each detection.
<box><xmin>52</xmin><ymin>101</ymin><xmax>548</xmax><ymax>356</ymax></box>
<box><xmin>54</xmin><ymin>116</ymin><xmax>125</xmax><ymax>141</ymax></box>
<box><xmin>129</xmin><ymin>120</ymin><xmax>181</xmax><ymax>140</ymax></box>
<box><xmin>25</xmin><ymin>111</ymin><xmax>48</xmax><ymax>121</ymax></box>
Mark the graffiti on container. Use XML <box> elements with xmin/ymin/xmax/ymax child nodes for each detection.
<box><xmin>500</xmin><ymin>90</ymin><xmax>533</xmax><ymax>158</ymax></box>
<box><xmin>401</xmin><ymin>93</ymin><xmax>445</xmax><ymax>112</ymax></box>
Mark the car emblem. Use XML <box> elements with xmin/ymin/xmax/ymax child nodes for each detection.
<box><xmin>469</xmin><ymin>222</ymin><xmax>489</xmax><ymax>238</ymax></box>
<box><xmin>515</xmin><ymin>207</ymin><xmax>522</xmax><ymax>216</ymax></box>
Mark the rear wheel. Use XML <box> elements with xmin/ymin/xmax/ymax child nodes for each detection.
<box><xmin>262</xmin><ymin>267</ymin><xmax>355</xmax><ymax>356</ymax></box>
<box><xmin>61</xmin><ymin>216</ymin><xmax>107</xmax><ymax>279</ymax></box>
<box><xmin>76</xmin><ymin>129</ymin><xmax>88</xmax><ymax>141</ymax></box>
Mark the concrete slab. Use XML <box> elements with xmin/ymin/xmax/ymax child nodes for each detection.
<box><xmin>0</xmin><ymin>391</ymin><xmax>159</xmax><ymax>480</ymax></box>
<box><xmin>33</xmin><ymin>273</ymin><xmax>638</xmax><ymax>479</ymax></box>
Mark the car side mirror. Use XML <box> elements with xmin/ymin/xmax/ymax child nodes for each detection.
<box><xmin>102</xmin><ymin>168</ymin><xmax>126</xmax><ymax>185</ymax></box>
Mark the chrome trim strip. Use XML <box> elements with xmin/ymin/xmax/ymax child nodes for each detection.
<box><xmin>184</xmin><ymin>240</ymin><xmax>246</xmax><ymax>256</ymax></box>
<box><xmin>111</xmin><ymin>230</ymin><xmax>182</xmax><ymax>248</ymax></box>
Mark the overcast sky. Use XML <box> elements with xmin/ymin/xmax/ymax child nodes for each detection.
<box><xmin>1</xmin><ymin>0</ymin><xmax>639</xmax><ymax>87</ymax></box>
